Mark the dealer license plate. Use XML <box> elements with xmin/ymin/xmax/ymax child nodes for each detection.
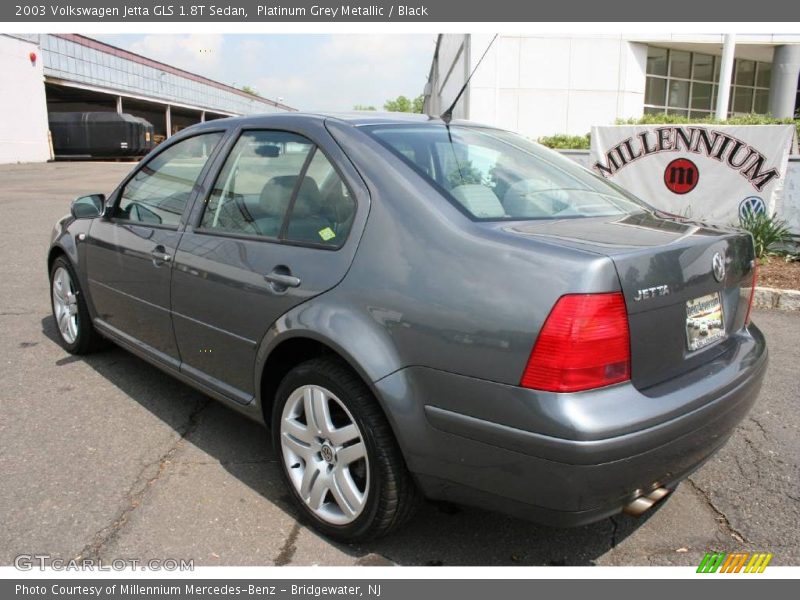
<box><xmin>685</xmin><ymin>293</ymin><xmax>725</xmax><ymax>352</ymax></box>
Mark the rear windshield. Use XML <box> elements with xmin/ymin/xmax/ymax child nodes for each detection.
<box><xmin>365</xmin><ymin>124</ymin><xmax>648</xmax><ymax>221</ymax></box>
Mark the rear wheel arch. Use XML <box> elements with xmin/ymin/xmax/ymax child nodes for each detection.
<box><xmin>258</xmin><ymin>335</ymin><xmax>382</xmax><ymax>431</ymax></box>
<box><xmin>271</xmin><ymin>353</ymin><xmax>422</xmax><ymax>540</ymax></box>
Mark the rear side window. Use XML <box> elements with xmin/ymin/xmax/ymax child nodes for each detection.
<box><xmin>366</xmin><ymin>125</ymin><xmax>646</xmax><ymax>221</ymax></box>
<box><xmin>200</xmin><ymin>130</ymin><xmax>355</xmax><ymax>248</ymax></box>
<box><xmin>118</xmin><ymin>132</ymin><xmax>223</xmax><ymax>227</ymax></box>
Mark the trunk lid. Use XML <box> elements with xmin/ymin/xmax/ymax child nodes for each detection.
<box><xmin>497</xmin><ymin>211</ymin><xmax>756</xmax><ymax>390</ymax></box>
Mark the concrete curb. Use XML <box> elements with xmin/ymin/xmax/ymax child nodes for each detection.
<box><xmin>753</xmin><ymin>287</ymin><xmax>800</xmax><ymax>311</ymax></box>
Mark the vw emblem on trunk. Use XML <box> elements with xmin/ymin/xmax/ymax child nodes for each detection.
<box><xmin>712</xmin><ymin>252</ymin><xmax>726</xmax><ymax>282</ymax></box>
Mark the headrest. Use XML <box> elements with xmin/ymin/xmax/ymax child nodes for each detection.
<box><xmin>289</xmin><ymin>177</ymin><xmax>322</xmax><ymax>218</ymax></box>
<box><xmin>259</xmin><ymin>176</ymin><xmax>295</xmax><ymax>217</ymax></box>
<box><xmin>259</xmin><ymin>175</ymin><xmax>321</xmax><ymax>218</ymax></box>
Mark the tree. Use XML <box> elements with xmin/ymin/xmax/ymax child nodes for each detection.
<box><xmin>383</xmin><ymin>94</ymin><xmax>425</xmax><ymax>113</ymax></box>
<box><xmin>353</xmin><ymin>104</ymin><xmax>377</xmax><ymax>111</ymax></box>
<box><xmin>241</xmin><ymin>85</ymin><xmax>260</xmax><ymax>97</ymax></box>
<box><xmin>446</xmin><ymin>161</ymin><xmax>486</xmax><ymax>188</ymax></box>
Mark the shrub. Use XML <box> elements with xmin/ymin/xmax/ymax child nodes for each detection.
<box><xmin>617</xmin><ymin>113</ymin><xmax>800</xmax><ymax>141</ymax></box>
<box><xmin>537</xmin><ymin>114</ymin><xmax>799</xmax><ymax>150</ymax></box>
<box><xmin>738</xmin><ymin>211</ymin><xmax>792</xmax><ymax>258</ymax></box>
<box><xmin>537</xmin><ymin>133</ymin><xmax>590</xmax><ymax>150</ymax></box>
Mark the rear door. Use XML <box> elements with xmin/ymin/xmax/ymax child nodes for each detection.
<box><xmin>85</xmin><ymin>130</ymin><xmax>226</xmax><ymax>366</ymax></box>
<box><xmin>171</xmin><ymin>121</ymin><xmax>368</xmax><ymax>403</ymax></box>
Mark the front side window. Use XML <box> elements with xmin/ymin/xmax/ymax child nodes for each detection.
<box><xmin>117</xmin><ymin>132</ymin><xmax>223</xmax><ymax>227</ymax></box>
<box><xmin>366</xmin><ymin>125</ymin><xmax>645</xmax><ymax>221</ymax></box>
<box><xmin>200</xmin><ymin>130</ymin><xmax>355</xmax><ymax>247</ymax></box>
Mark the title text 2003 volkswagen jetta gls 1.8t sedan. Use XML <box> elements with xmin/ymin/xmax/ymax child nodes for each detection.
<box><xmin>48</xmin><ymin>113</ymin><xmax>767</xmax><ymax>541</ymax></box>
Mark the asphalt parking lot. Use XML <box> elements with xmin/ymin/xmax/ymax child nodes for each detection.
<box><xmin>1</xmin><ymin>161</ymin><xmax>798</xmax><ymax>567</ymax></box>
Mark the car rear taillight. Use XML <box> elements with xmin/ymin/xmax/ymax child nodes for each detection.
<box><xmin>744</xmin><ymin>262</ymin><xmax>758</xmax><ymax>326</ymax></box>
<box><xmin>520</xmin><ymin>292</ymin><xmax>631</xmax><ymax>392</ymax></box>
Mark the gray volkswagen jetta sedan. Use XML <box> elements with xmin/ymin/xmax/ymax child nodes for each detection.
<box><xmin>48</xmin><ymin>112</ymin><xmax>767</xmax><ymax>541</ymax></box>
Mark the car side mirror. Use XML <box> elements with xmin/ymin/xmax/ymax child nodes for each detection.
<box><xmin>70</xmin><ymin>194</ymin><xmax>105</xmax><ymax>219</ymax></box>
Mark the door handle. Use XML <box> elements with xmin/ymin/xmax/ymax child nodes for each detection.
<box><xmin>264</xmin><ymin>267</ymin><xmax>301</xmax><ymax>291</ymax></box>
<box><xmin>151</xmin><ymin>245</ymin><xmax>172</xmax><ymax>265</ymax></box>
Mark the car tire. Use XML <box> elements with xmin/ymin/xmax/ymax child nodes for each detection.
<box><xmin>49</xmin><ymin>256</ymin><xmax>105</xmax><ymax>355</ymax></box>
<box><xmin>273</xmin><ymin>356</ymin><xmax>420</xmax><ymax>542</ymax></box>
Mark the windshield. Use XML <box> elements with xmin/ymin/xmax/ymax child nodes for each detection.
<box><xmin>365</xmin><ymin>124</ymin><xmax>649</xmax><ymax>221</ymax></box>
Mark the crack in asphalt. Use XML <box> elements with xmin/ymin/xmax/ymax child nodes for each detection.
<box><xmin>733</xmin><ymin>455</ymin><xmax>753</xmax><ymax>482</ymax></box>
<box><xmin>735</xmin><ymin>419</ymin><xmax>792</xmax><ymax>492</ymax></box>
<box><xmin>609</xmin><ymin>516</ymin><xmax>619</xmax><ymax>549</ymax></box>
<box><xmin>748</xmin><ymin>417</ymin><xmax>769</xmax><ymax>439</ymax></box>
<box><xmin>686</xmin><ymin>477</ymin><xmax>748</xmax><ymax>544</ymax></box>
<box><xmin>175</xmin><ymin>459</ymin><xmax>278</xmax><ymax>466</ymax></box>
<box><xmin>75</xmin><ymin>398</ymin><xmax>211</xmax><ymax>560</ymax></box>
<box><xmin>741</xmin><ymin>433</ymin><xmax>759</xmax><ymax>453</ymax></box>
<box><xmin>274</xmin><ymin>521</ymin><xmax>301</xmax><ymax>566</ymax></box>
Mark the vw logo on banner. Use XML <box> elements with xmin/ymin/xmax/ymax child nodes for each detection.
<box><xmin>739</xmin><ymin>196</ymin><xmax>766</xmax><ymax>220</ymax></box>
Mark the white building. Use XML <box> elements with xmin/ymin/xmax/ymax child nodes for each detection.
<box><xmin>0</xmin><ymin>34</ymin><xmax>294</xmax><ymax>164</ymax></box>
<box><xmin>0</xmin><ymin>35</ymin><xmax>50</xmax><ymax>163</ymax></box>
<box><xmin>423</xmin><ymin>34</ymin><xmax>800</xmax><ymax>140</ymax></box>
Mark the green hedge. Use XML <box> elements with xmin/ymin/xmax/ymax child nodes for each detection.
<box><xmin>537</xmin><ymin>114</ymin><xmax>799</xmax><ymax>150</ymax></box>
<box><xmin>537</xmin><ymin>133</ymin><xmax>590</xmax><ymax>149</ymax></box>
<box><xmin>617</xmin><ymin>113</ymin><xmax>800</xmax><ymax>140</ymax></box>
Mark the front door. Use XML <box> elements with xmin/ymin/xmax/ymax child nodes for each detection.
<box><xmin>85</xmin><ymin>130</ymin><xmax>226</xmax><ymax>366</ymax></box>
<box><xmin>170</xmin><ymin>126</ymin><xmax>365</xmax><ymax>402</ymax></box>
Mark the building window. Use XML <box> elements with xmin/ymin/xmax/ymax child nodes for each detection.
<box><xmin>644</xmin><ymin>47</ymin><xmax>772</xmax><ymax>118</ymax></box>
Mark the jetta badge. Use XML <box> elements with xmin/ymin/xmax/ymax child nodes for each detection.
<box><xmin>712</xmin><ymin>252</ymin><xmax>726</xmax><ymax>282</ymax></box>
<box><xmin>633</xmin><ymin>284</ymin><xmax>670</xmax><ymax>301</ymax></box>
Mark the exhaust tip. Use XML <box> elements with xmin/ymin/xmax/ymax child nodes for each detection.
<box><xmin>623</xmin><ymin>487</ymin><xmax>671</xmax><ymax>517</ymax></box>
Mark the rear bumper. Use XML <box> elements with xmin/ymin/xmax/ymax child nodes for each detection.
<box><xmin>374</xmin><ymin>324</ymin><xmax>767</xmax><ymax>526</ymax></box>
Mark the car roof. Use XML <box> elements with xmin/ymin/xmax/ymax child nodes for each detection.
<box><xmin>314</xmin><ymin>111</ymin><xmax>461</xmax><ymax>126</ymax></box>
<box><xmin>193</xmin><ymin>111</ymin><xmax>484</xmax><ymax>130</ymax></box>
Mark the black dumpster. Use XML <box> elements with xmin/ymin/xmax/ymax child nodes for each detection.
<box><xmin>49</xmin><ymin>112</ymin><xmax>155</xmax><ymax>159</ymax></box>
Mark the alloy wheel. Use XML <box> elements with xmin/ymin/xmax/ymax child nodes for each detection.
<box><xmin>279</xmin><ymin>384</ymin><xmax>369</xmax><ymax>525</ymax></box>
<box><xmin>52</xmin><ymin>266</ymin><xmax>79</xmax><ymax>344</ymax></box>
